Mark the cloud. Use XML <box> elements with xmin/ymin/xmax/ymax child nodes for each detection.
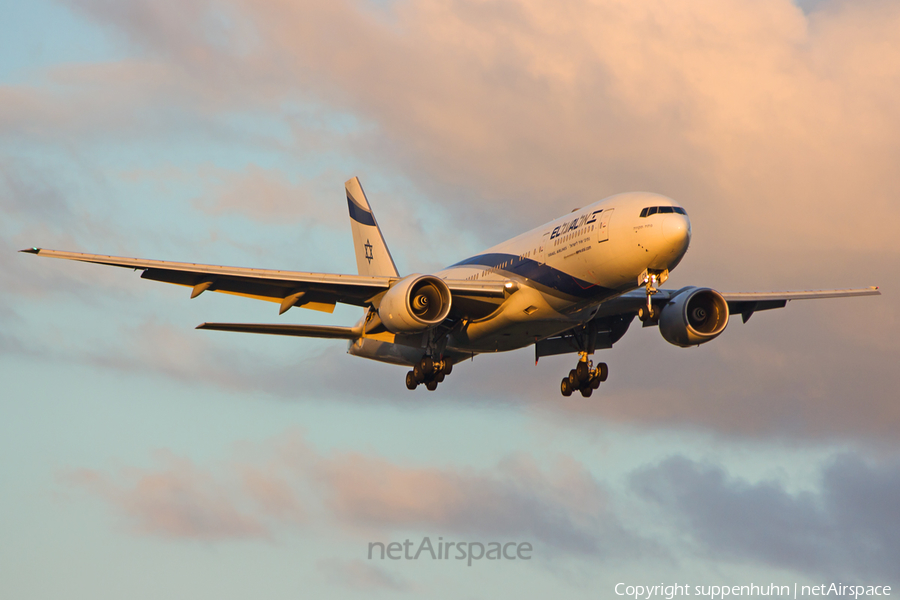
<box><xmin>315</xmin><ymin>451</ymin><xmax>646</xmax><ymax>557</ymax></box>
<box><xmin>18</xmin><ymin>0</ymin><xmax>899</xmax><ymax>254</ymax></box>
<box><xmin>63</xmin><ymin>431</ymin><xmax>647</xmax><ymax>560</ymax></box>
<box><xmin>65</xmin><ymin>451</ymin><xmax>280</xmax><ymax>540</ymax></box>
<box><xmin>630</xmin><ymin>453</ymin><xmax>900</xmax><ymax>582</ymax></box>
<box><xmin>54</xmin><ymin>0</ymin><xmax>900</xmax><ymax>249</ymax></box>
<box><xmin>61</xmin><ymin>432</ymin><xmax>900</xmax><ymax>583</ymax></box>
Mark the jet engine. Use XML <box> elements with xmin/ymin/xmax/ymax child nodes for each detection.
<box><xmin>378</xmin><ymin>274</ymin><xmax>452</xmax><ymax>334</ymax></box>
<box><xmin>659</xmin><ymin>287</ymin><xmax>729</xmax><ymax>347</ymax></box>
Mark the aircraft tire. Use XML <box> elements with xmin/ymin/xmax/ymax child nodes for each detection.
<box><xmin>591</xmin><ymin>375</ymin><xmax>601</xmax><ymax>389</ymax></box>
<box><xmin>436</xmin><ymin>371</ymin><xmax>445</xmax><ymax>383</ymax></box>
<box><xmin>561</xmin><ymin>377</ymin><xmax>573</xmax><ymax>397</ymax></box>
<box><xmin>568</xmin><ymin>369</ymin><xmax>579</xmax><ymax>388</ymax></box>
<box><xmin>580</xmin><ymin>386</ymin><xmax>593</xmax><ymax>397</ymax></box>
<box><xmin>422</xmin><ymin>356</ymin><xmax>434</xmax><ymax>374</ymax></box>
<box><xmin>575</xmin><ymin>361</ymin><xmax>590</xmax><ymax>383</ymax></box>
<box><xmin>443</xmin><ymin>360</ymin><xmax>453</xmax><ymax>376</ymax></box>
<box><xmin>597</xmin><ymin>363</ymin><xmax>609</xmax><ymax>382</ymax></box>
<box><xmin>406</xmin><ymin>372</ymin><xmax>418</xmax><ymax>390</ymax></box>
<box><xmin>413</xmin><ymin>364</ymin><xmax>426</xmax><ymax>383</ymax></box>
<box><xmin>425</xmin><ymin>380</ymin><xmax>438</xmax><ymax>391</ymax></box>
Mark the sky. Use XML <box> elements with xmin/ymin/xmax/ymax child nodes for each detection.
<box><xmin>2</xmin><ymin>0</ymin><xmax>899</xmax><ymax>598</ymax></box>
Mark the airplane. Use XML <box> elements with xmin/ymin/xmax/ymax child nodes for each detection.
<box><xmin>22</xmin><ymin>177</ymin><xmax>880</xmax><ymax>396</ymax></box>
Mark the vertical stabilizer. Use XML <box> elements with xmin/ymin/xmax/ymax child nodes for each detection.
<box><xmin>345</xmin><ymin>177</ymin><xmax>399</xmax><ymax>277</ymax></box>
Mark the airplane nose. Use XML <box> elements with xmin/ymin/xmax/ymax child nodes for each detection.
<box><xmin>662</xmin><ymin>213</ymin><xmax>691</xmax><ymax>251</ymax></box>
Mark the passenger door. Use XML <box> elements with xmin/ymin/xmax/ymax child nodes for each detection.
<box><xmin>597</xmin><ymin>209</ymin><xmax>614</xmax><ymax>243</ymax></box>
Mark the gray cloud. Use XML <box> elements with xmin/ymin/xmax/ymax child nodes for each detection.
<box><xmin>630</xmin><ymin>453</ymin><xmax>900</xmax><ymax>582</ymax></box>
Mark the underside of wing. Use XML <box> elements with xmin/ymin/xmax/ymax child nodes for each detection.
<box><xmin>21</xmin><ymin>247</ymin><xmax>508</xmax><ymax>316</ymax></box>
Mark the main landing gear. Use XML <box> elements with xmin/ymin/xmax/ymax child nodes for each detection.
<box><xmin>560</xmin><ymin>352</ymin><xmax>608</xmax><ymax>397</ymax></box>
<box><xmin>406</xmin><ymin>356</ymin><xmax>453</xmax><ymax>391</ymax></box>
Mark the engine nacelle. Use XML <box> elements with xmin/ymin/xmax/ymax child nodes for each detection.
<box><xmin>659</xmin><ymin>287</ymin><xmax>729</xmax><ymax>347</ymax></box>
<box><xmin>378</xmin><ymin>274</ymin><xmax>452</xmax><ymax>334</ymax></box>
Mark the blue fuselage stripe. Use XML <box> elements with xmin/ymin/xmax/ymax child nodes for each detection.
<box><xmin>449</xmin><ymin>253</ymin><xmax>610</xmax><ymax>299</ymax></box>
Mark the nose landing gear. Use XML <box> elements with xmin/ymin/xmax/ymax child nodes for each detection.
<box><xmin>406</xmin><ymin>356</ymin><xmax>453</xmax><ymax>391</ymax></box>
<box><xmin>560</xmin><ymin>352</ymin><xmax>608</xmax><ymax>397</ymax></box>
<box><xmin>637</xmin><ymin>268</ymin><xmax>668</xmax><ymax>322</ymax></box>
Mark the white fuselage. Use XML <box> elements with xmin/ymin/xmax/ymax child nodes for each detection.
<box><xmin>350</xmin><ymin>192</ymin><xmax>691</xmax><ymax>364</ymax></box>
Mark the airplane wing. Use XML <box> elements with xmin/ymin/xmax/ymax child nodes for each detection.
<box><xmin>719</xmin><ymin>288</ymin><xmax>881</xmax><ymax>322</ymax></box>
<box><xmin>537</xmin><ymin>285</ymin><xmax>881</xmax><ymax>360</ymax></box>
<box><xmin>594</xmin><ymin>286</ymin><xmax>880</xmax><ymax>321</ymax></box>
<box><xmin>20</xmin><ymin>248</ymin><xmax>507</xmax><ymax>314</ymax></box>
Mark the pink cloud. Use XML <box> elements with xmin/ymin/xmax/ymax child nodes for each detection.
<box><xmin>237</xmin><ymin>464</ymin><xmax>306</xmax><ymax>522</ymax></box>
<box><xmin>35</xmin><ymin>0</ymin><xmax>895</xmax><ymax>259</ymax></box>
<box><xmin>65</xmin><ymin>451</ymin><xmax>272</xmax><ymax>540</ymax></box>
<box><xmin>62</xmin><ymin>433</ymin><xmax>639</xmax><ymax>555</ymax></box>
<box><xmin>314</xmin><ymin>450</ymin><xmax>637</xmax><ymax>555</ymax></box>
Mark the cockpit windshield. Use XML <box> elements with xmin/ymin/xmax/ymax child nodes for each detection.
<box><xmin>640</xmin><ymin>206</ymin><xmax>687</xmax><ymax>217</ymax></box>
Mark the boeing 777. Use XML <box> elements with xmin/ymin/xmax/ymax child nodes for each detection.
<box><xmin>22</xmin><ymin>177</ymin><xmax>879</xmax><ymax>396</ymax></box>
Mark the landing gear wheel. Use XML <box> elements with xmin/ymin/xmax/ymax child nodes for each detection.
<box><xmin>435</xmin><ymin>371</ymin><xmax>445</xmax><ymax>383</ymax></box>
<box><xmin>580</xmin><ymin>386</ymin><xmax>593</xmax><ymax>398</ymax></box>
<box><xmin>425</xmin><ymin>380</ymin><xmax>438</xmax><ymax>391</ymax></box>
<box><xmin>575</xmin><ymin>361</ymin><xmax>590</xmax><ymax>383</ymax></box>
<box><xmin>406</xmin><ymin>371</ymin><xmax>418</xmax><ymax>390</ymax></box>
<box><xmin>591</xmin><ymin>376</ymin><xmax>601</xmax><ymax>389</ymax></box>
<box><xmin>422</xmin><ymin>356</ymin><xmax>434</xmax><ymax>374</ymax></box>
<box><xmin>638</xmin><ymin>306</ymin><xmax>657</xmax><ymax>322</ymax></box>
<box><xmin>413</xmin><ymin>363</ymin><xmax>426</xmax><ymax>383</ymax></box>
<box><xmin>596</xmin><ymin>362</ymin><xmax>609</xmax><ymax>382</ymax></box>
<box><xmin>443</xmin><ymin>360</ymin><xmax>453</xmax><ymax>376</ymax></box>
<box><xmin>568</xmin><ymin>369</ymin><xmax>579</xmax><ymax>388</ymax></box>
<box><xmin>561</xmin><ymin>377</ymin><xmax>573</xmax><ymax>397</ymax></box>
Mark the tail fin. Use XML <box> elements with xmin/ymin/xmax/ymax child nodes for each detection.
<box><xmin>345</xmin><ymin>177</ymin><xmax>399</xmax><ymax>277</ymax></box>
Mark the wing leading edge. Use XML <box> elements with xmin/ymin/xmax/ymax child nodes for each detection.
<box><xmin>20</xmin><ymin>248</ymin><xmax>507</xmax><ymax>315</ymax></box>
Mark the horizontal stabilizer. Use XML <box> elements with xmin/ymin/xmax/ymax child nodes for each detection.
<box><xmin>197</xmin><ymin>322</ymin><xmax>361</xmax><ymax>339</ymax></box>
